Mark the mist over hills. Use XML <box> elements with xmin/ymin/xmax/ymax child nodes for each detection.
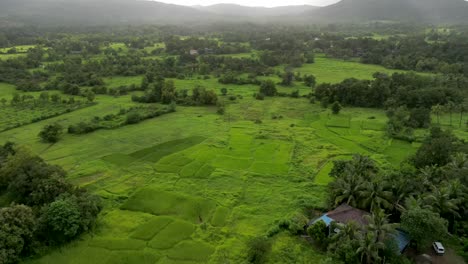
<box><xmin>306</xmin><ymin>0</ymin><xmax>468</xmax><ymax>24</ymax></box>
<box><xmin>0</xmin><ymin>0</ymin><xmax>467</xmax><ymax>27</ymax></box>
<box><xmin>194</xmin><ymin>4</ymin><xmax>318</xmax><ymax>17</ymax></box>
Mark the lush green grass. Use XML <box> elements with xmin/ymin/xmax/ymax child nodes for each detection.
<box><xmin>147</xmin><ymin>220</ymin><xmax>195</xmax><ymax>249</ymax></box>
<box><xmin>121</xmin><ymin>187</ymin><xmax>216</xmax><ymax>223</ymax></box>
<box><xmin>0</xmin><ymin>45</ymin><xmax>35</xmax><ymax>53</ymax></box>
<box><xmin>0</xmin><ymin>53</ymin><xmax>27</xmax><ymax>60</ymax></box>
<box><xmin>0</xmin><ymin>82</ymin><xmax>17</xmax><ymax>98</ymax></box>
<box><xmin>293</xmin><ymin>55</ymin><xmax>409</xmax><ymax>84</ymax></box>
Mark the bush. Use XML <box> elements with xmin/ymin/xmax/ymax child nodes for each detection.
<box><xmin>331</xmin><ymin>101</ymin><xmax>342</xmax><ymax>115</ymax></box>
<box><xmin>38</xmin><ymin>123</ymin><xmax>63</xmax><ymax>143</ymax></box>
<box><xmin>307</xmin><ymin>221</ymin><xmax>328</xmax><ymax>249</ymax></box>
<box><xmin>247</xmin><ymin>237</ymin><xmax>272</xmax><ymax>264</ymax></box>
<box><xmin>255</xmin><ymin>93</ymin><xmax>265</xmax><ymax>100</ymax></box>
<box><xmin>126</xmin><ymin>112</ymin><xmax>142</xmax><ymax>124</ymax></box>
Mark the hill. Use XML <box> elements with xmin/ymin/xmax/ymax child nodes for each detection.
<box><xmin>0</xmin><ymin>0</ymin><xmax>467</xmax><ymax>26</ymax></box>
<box><xmin>306</xmin><ymin>0</ymin><xmax>468</xmax><ymax>24</ymax></box>
<box><xmin>0</xmin><ymin>0</ymin><xmax>216</xmax><ymax>26</ymax></box>
<box><xmin>195</xmin><ymin>4</ymin><xmax>318</xmax><ymax>17</ymax></box>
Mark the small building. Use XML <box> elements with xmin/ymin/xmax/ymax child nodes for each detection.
<box><xmin>310</xmin><ymin>204</ymin><xmax>370</xmax><ymax>229</ymax></box>
<box><xmin>310</xmin><ymin>204</ymin><xmax>410</xmax><ymax>254</ymax></box>
<box><xmin>189</xmin><ymin>49</ymin><xmax>199</xmax><ymax>56</ymax></box>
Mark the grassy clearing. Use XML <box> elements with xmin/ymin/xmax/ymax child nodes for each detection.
<box><xmin>121</xmin><ymin>187</ymin><xmax>216</xmax><ymax>223</ymax></box>
<box><xmin>293</xmin><ymin>55</ymin><xmax>409</xmax><ymax>84</ymax></box>
<box><xmin>148</xmin><ymin>220</ymin><xmax>195</xmax><ymax>249</ymax></box>
<box><xmin>166</xmin><ymin>241</ymin><xmax>215</xmax><ymax>262</ymax></box>
<box><xmin>130</xmin><ymin>216</ymin><xmax>174</xmax><ymax>241</ymax></box>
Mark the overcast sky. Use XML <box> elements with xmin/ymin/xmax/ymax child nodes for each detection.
<box><xmin>154</xmin><ymin>0</ymin><xmax>341</xmax><ymax>7</ymax></box>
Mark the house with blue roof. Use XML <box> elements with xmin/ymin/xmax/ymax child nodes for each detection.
<box><xmin>310</xmin><ymin>204</ymin><xmax>410</xmax><ymax>254</ymax></box>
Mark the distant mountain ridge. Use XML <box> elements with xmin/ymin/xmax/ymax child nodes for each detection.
<box><xmin>194</xmin><ymin>4</ymin><xmax>318</xmax><ymax>17</ymax></box>
<box><xmin>0</xmin><ymin>0</ymin><xmax>467</xmax><ymax>26</ymax></box>
<box><xmin>306</xmin><ymin>0</ymin><xmax>468</xmax><ymax>24</ymax></box>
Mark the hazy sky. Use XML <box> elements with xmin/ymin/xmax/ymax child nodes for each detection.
<box><xmin>155</xmin><ymin>0</ymin><xmax>341</xmax><ymax>7</ymax></box>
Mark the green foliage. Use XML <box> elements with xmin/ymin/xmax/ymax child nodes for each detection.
<box><xmin>247</xmin><ymin>237</ymin><xmax>272</xmax><ymax>264</ymax></box>
<box><xmin>401</xmin><ymin>206</ymin><xmax>448</xmax><ymax>251</ymax></box>
<box><xmin>40</xmin><ymin>197</ymin><xmax>81</xmax><ymax>242</ymax></box>
<box><xmin>0</xmin><ymin>205</ymin><xmax>36</xmax><ymax>264</ymax></box>
<box><xmin>38</xmin><ymin>123</ymin><xmax>63</xmax><ymax>143</ymax></box>
<box><xmin>259</xmin><ymin>80</ymin><xmax>277</xmax><ymax>97</ymax></box>
<box><xmin>304</xmin><ymin>74</ymin><xmax>317</xmax><ymax>88</ymax></box>
<box><xmin>221</xmin><ymin>87</ymin><xmax>228</xmax><ymax>96</ymax></box>
<box><xmin>125</xmin><ymin>112</ymin><xmax>142</xmax><ymax>125</ymax></box>
<box><xmin>413</xmin><ymin>127</ymin><xmax>456</xmax><ymax>168</ymax></box>
<box><xmin>331</xmin><ymin>101</ymin><xmax>342</xmax><ymax>115</ymax></box>
<box><xmin>307</xmin><ymin>221</ymin><xmax>328</xmax><ymax>249</ymax></box>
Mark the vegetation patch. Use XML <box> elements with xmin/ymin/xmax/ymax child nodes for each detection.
<box><xmin>148</xmin><ymin>220</ymin><xmax>195</xmax><ymax>249</ymax></box>
<box><xmin>121</xmin><ymin>187</ymin><xmax>216</xmax><ymax>223</ymax></box>
<box><xmin>130</xmin><ymin>136</ymin><xmax>205</xmax><ymax>163</ymax></box>
<box><xmin>130</xmin><ymin>216</ymin><xmax>174</xmax><ymax>241</ymax></box>
<box><xmin>88</xmin><ymin>238</ymin><xmax>146</xmax><ymax>251</ymax></box>
<box><xmin>105</xmin><ymin>251</ymin><xmax>160</xmax><ymax>264</ymax></box>
<box><xmin>166</xmin><ymin>240</ymin><xmax>215</xmax><ymax>262</ymax></box>
<box><xmin>211</xmin><ymin>206</ymin><xmax>231</xmax><ymax>227</ymax></box>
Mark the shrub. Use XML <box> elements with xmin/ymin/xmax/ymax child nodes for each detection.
<box><xmin>307</xmin><ymin>221</ymin><xmax>328</xmax><ymax>249</ymax></box>
<box><xmin>38</xmin><ymin>123</ymin><xmax>63</xmax><ymax>143</ymax></box>
<box><xmin>126</xmin><ymin>112</ymin><xmax>142</xmax><ymax>124</ymax></box>
<box><xmin>247</xmin><ymin>237</ymin><xmax>272</xmax><ymax>264</ymax></box>
<box><xmin>331</xmin><ymin>101</ymin><xmax>342</xmax><ymax>115</ymax></box>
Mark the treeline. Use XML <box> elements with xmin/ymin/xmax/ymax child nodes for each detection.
<box><xmin>318</xmin><ymin>34</ymin><xmax>468</xmax><ymax>76</ymax></box>
<box><xmin>68</xmin><ymin>105</ymin><xmax>175</xmax><ymax>135</ymax></box>
<box><xmin>0</xmin><ymin>143</ymin><xmax>101</xmax><ymax>263</ymax></box>
<box><xmin>311</xmin><ymin>127</ymin><xmax>468</xmax><ymax>263</ymax></box>
<box><xmin>132</xmin><ymin>79</ymin><xmax>218</xmax><ymax>106</ymax></box>
<box><xmin>315</xmin><ymin>72</ymin><xmax>466</xmax><ymax>109</ymax></box>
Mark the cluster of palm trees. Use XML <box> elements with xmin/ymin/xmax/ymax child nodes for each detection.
<box><xmin>326</xmin><ymin>208</ymin><xmax>397</xmax><ymax>264</ymax></box>
<box><xmin>431</xmin><ymin>101</ymin><xmax>468</xmax><ymax>128</ymax></box>
<box><xmin>330</xmin><ymin>154</ymin><xmax>467</xmax><ymax>224</ymax></box>
<box><xmin>324</xmin><ymin>153</ymin><xmax>468</xmax><ymax>263</ymax></box>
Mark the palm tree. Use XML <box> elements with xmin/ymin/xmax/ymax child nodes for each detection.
<box><xmin>458</xmin><ymin>101</ymin><xmax>468</xmax><ymax>128</ymax></box>
<box><xmin>359</xmin><ymin>181</ymin><xmax>393</xmax><ymax>211</ymax></box>
<box><xmin>445</xmin><ymin>101</ymin><xmax>456</xmax><ymax>127</ymax></box>
<box><xmin>417</xmin><ymin>165</ymin><xmax>441</xmax><ymax>189</ymax></box>
<box><xmin>364</xmin><ymin>208</ymin><xmax>398</xmax><ymax>243</ymax></box>
<box><xmin>431</xmin><ymin>104</ymin><xmax>443</xmax><ymax>124</ymax></box>
<box><xmin>357</xmin><ymin>231</ymin><xmax>385</xmax><ymax>264</ymax></box>
<box><xmin>328</xmin><ymin>221</ymin><xmax>361</xmax><ymax>254</ymax></box>
<box><xmin>331</xmin><ymin>174</ymin><xmax>363</xmax><ymax>207</ymax></box>
<box><xmin>423</xmin><ymin>186</ymin><xmax>461</xmax><ymax>219</ymax></box>
<box><xmin>387</xmin><ymin>176</ymin><xmax>416</xmax><ymax>212</ymax></box>
<box><xmin>346</xmin><ymin>154</ymin><xmax>378</xmax><ymax>180</ymax></box>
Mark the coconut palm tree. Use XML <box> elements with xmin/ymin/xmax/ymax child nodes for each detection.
<box><xmin>359</xmin><ymin>181</ymin><xmax>393</xmax><ymax>211</ymax></box>
<box><xmin>445</xmin><ymin>101</ymin><xmax>456</xmax><ymax>127</ymax></box>
<box><xmin>431</xmin><ymin>104</ymin><xmax>444</xmax><ymax>124</ymax></box>
<box><xmin>331</xmin><ymin>174</ymin><xmax>364</xmax><ymax>208</ymax></box>
<box><xmin>346</xmin><ymin>154</ymin><xmax>378</xmax><ymax>180</ymax></box>
<box><xmin>423</xmin><ymin>186</ymin><xmax>461</xmax><ymax>219</ymax></box>
<box><xmin>364</xmin><ymin>208</ymin><xmax>398</xmax><ymax>243</ymax></box>
<box><xmin>357</xmin><ymin>231</ymin><xmax>385</xmax><ymax>264</ymax></box>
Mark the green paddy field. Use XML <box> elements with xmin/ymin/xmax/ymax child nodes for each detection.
<box><xmin>0</xmin><ymin>53</ymin><xmax>465</xmax><ymax>264</ymax></box>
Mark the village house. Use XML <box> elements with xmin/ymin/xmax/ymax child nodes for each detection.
<box><xmin>310</xmin><ymin>204</ymin><xmax>410</xmax><ymax>254</ymax></box>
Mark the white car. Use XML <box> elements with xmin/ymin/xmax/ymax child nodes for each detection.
<box><xmin>432</xmin><ymin>242</ymin><xmax>445</xmax><ymax>256</ymax></box>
